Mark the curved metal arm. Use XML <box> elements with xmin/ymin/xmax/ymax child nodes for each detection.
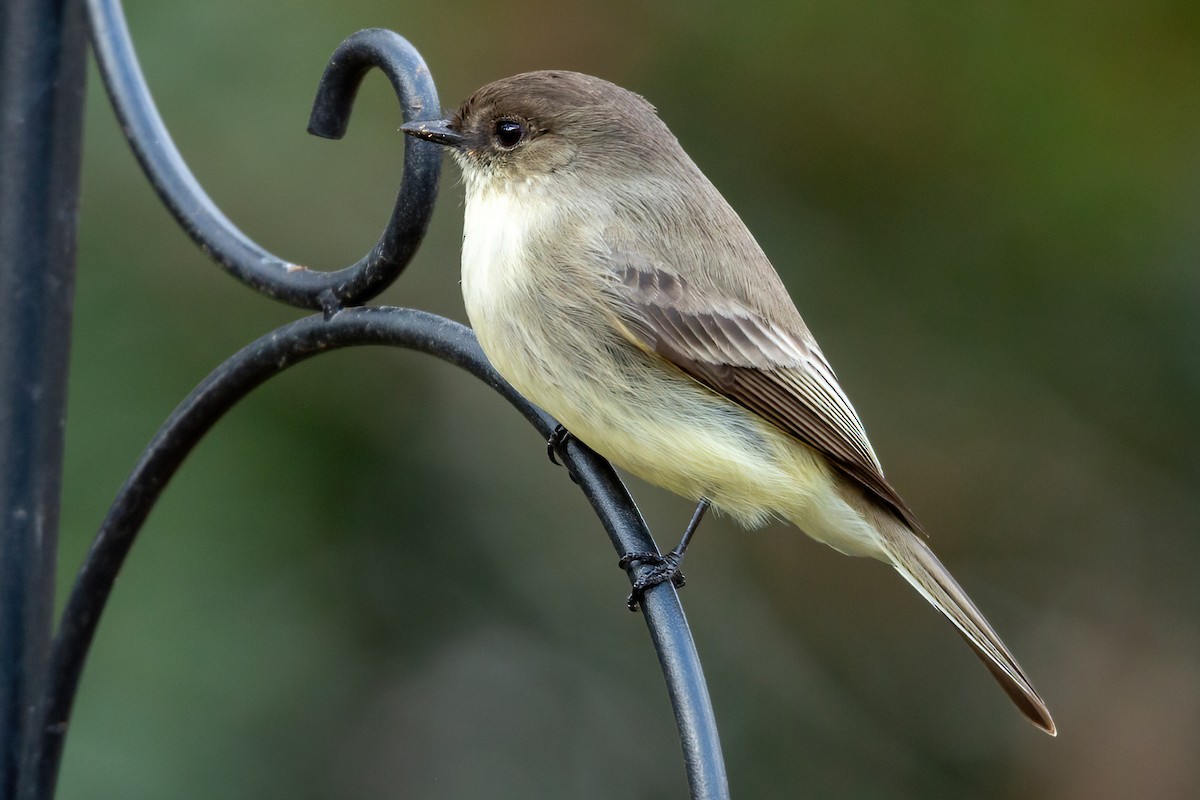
<box><xmin>32</xmin><ymin>308</ymin><xmax>729</xmax><ymax>800</ymax></box>
<box><xmin>303</xmin><ymin>30</ymin><xmax>444</xmax><ymax>309</ymax></box>
<box><xmin>31</xmin><ymin>7</ymin><xmax>733</xmax><ymax>798</ymax></box>
<box><xmin>86</xmin><ymin>2</ymin><xmax>442</xmax><ymax>312</ymax></box>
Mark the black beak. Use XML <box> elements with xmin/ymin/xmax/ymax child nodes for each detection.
<box><xmin>400</xmin><ymin>118</ymin><xmax>465</xmax><ymax>148</ymax></box>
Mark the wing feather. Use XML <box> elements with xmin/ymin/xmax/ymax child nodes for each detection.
<box><xmin>606</xmin><ymin>260</ymin><xmax>922</xmax><ymax>531</ymax></box>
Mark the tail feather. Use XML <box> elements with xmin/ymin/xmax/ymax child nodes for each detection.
<box><xmin>883</xmin><ymin>525</ymin><xmax>1056</xmax><ymax>736</ymax></box>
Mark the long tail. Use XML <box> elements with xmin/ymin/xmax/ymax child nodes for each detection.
<box><xmin>881</xmin><ymin>523</ymin><xmax>1056</xmax><ymax>735</ymax></box>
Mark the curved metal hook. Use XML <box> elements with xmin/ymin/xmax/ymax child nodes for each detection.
<box><xmin>31</xmin><ymin>308</ymin><xmax>729</xmax><ymax>800</ymax></box>
<box><xmin>84</xmin><ymin>3</ymin><xmax>442</xmax><ymax>312</ymax></box>
<box><xmin>302</xmin><ymin>29</ymin><xmax>445</xmax><ymax>311</ymax></box>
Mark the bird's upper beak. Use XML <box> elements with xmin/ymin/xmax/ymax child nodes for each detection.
<box><xmin>400</xmin><ymin>118</ymin><xmax>465</xmax><ymax>148</ymax></box>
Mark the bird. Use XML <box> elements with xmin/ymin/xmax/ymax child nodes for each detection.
<box><xmin>402</xmin><ymin>70</ymin><xmax>1055</xmax><ymax>735</ymax></box>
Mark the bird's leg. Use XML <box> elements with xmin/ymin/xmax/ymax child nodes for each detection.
<box><xmin>620</xmin><ymin>499</ymin><xmax>710</xmax><ymax>611</ymax></box>
<box><xmin>546</xmin><ymin>424</ymin><xmax>573</xmax><ymax>465</ymax></box>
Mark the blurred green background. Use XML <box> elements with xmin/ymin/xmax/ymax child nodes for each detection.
<box><xmin>57</xmin><ymin>0</ymin><xmax>1198</xmax><ymax>798</ymax></box>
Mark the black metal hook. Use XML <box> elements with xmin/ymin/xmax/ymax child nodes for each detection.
<box><xmin>14</xmin><ymin>5</ymin><xmax>733</xmax><ymax>797</ymax></box>
<box><xmin>29</xmin><ymin>309</ymin><xmax>729</xmax><ymax>800</ymax></box>
<box><xmin>85</xmin><ymin>3</ymin><xmax>442</xmax><ymax>311</ymax></box>
<box><xmin>302</xmin><ymin>28</ymin><xmax>446</xmax><ymax>311</ymax></box>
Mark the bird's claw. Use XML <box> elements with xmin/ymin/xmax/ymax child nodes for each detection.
<box><xmin>620</xmin><ymin>551</ymin><xmax>686</xmax><ymax>611</ymax></box>
<box><xmin>546</xmin><ymin>424</ymin><xmax>572</xmax><ymax>465</ymax></box>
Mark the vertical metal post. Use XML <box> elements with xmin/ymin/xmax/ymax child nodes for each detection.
<box><xmin>0</xmin><ymin>0</ymin><xmax>87</xmax><ymax>795</ymax></box>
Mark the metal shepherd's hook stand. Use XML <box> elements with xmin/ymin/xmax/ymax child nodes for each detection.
<box><xmin>0</xmin><ymin>0</ymin><xmax>729</xmax><ymax>798</ymax></box>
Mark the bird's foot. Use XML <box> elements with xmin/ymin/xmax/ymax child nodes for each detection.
<box><xmin>546</xmin><ymin>424</ymin><xmax>573</xmax><ymax>466</ymax></box>
<box><xmin>619</xmin><ymin>551</ymin><xmax>687</xmax><ymax>612</ymax></box>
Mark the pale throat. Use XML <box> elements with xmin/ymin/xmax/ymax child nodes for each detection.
<box><xmin>459</xmin><ymin>169</ymin><xmax>555</xmax><ymax>329</ymax></box>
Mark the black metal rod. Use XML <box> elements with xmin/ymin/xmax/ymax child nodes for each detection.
<box><xmin>0</xmin><ymin>0</ymin><xmax>88</xmax><ymax>796</ymax></box>
<box><xmin>9</xmin><ymin>4</ymin><xmax>732</xmax><ymax>795</ymax></box>
<box><xmin>85</xmin><ymin>3</ymin><xmax>442</xmax><ymax>312</ymax></box>
<box><xmin>31</xmin><ymin>308</ymin><xmax>728</xmax><ymax>800</ymax></box>
<box><xmin>562</xmin><ymin>446</ymin><xmax>730</xmax><ymax>799</ymax></box>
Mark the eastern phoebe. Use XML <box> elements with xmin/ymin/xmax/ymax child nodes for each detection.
<box><xmin>402</xmin><ymin>71</ymin><xmax>1055</xmax><ymax>735</ymax></box>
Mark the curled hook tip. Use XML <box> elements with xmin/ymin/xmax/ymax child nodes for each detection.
<box><xmin>305</xmin><ymin>122</ymin><xmax>343</xmax><ymax>140</ymax></box>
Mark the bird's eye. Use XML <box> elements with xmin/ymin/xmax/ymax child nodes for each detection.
<box><xmin>493</xmin><ymin>119</ymin><xmax>526</xmax><ymax>149</ymax></box>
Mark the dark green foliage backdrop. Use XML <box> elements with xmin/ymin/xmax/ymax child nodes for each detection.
<box><xmin>58</xmin><ymin>1</ymin><xmax>1198</xmax><ymax>798</ymax></box>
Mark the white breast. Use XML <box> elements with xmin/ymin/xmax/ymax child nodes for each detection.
<box><xmin>459</xmin><ymin>178</ymin><xmax>571</xmax><ymax>405</ymax></box>
<box><xmin>461</xmin><ymin>181</ymin><xmax>545</xmax><ymax>328</ymax></box>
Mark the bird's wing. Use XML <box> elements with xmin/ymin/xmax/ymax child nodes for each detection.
<box><xmin>603</xmin><ymin>257</ymin><xmax>922</xmax><ymax>531</ymax></box>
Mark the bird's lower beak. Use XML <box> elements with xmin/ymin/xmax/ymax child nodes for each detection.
<box><xmin>401</xmin><ymin>118</ymin><xmax>465</xmax><ymax>148</ymax></box>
